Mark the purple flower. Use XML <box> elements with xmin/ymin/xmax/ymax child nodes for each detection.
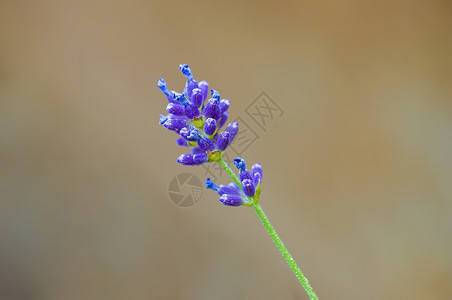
<box><xmin>202</xmin><ymin>98</ymin><xmax>219</xmax><ymax>118</ymax></box>
<box><xmin>161</xmin><ymin>114</ymin><xmax>188</xmax><ymax>133</ymax></box>
<box><xmin>158</xmin><ymin>65</ymin><xmax>241</xmax><ymax>166</ymax></box>
<box><xmin>191</xmin><ymin>88</ymin><xmax>203</xmax><ymax>108</ymax></box>
<box><xmin>219</xmin><ymin>194</ymin><xmax>243</xmax><ymax>206</ymax></box>
<box><xmin>252</xmin><ymin>163</ymin><xmax>263</xmax><ymax>186</ymax></box>
<box><xmin>177</xmin><ymin>152</ymin><xmax>208</xmax><ymax>165</ymax></box>
<box><xmin>204</xmin><ymin>118</ymin><xmax>217</xmax><ymax>136</ymax></box>
<box><xmin>211</xmin><ymin>89</ymin><xmax>221</xmax><ymax>100</ymax></box>
<box><xmin>216</xmin><ymin>131</ymin><xmax>230</xmax><ymax>151</ymax></box>
<box><xmin>198</xmin><ymin>81</ymin><xmax>209</xmax><ymax>103</ymax></box>
<box><xmin>233</xmin><ymin>157</ymin><xmax>263</xmax><ymax>200</ymax></box>
<box><xmin>218</xmin><ymin>111</ymin><xmax>228</xmax><ymax>129</ymax></box>
<box><xmin>242</xmin><ymin>179</ymin><xmax>255</xmax><ymax>197</ymax></box>
<box><xmin>225</xmin><ymin>122</ymin><xmax>239</xmax><ymax>144</ymax></box>
<box><xmin>206</xmin><ymin>180</ymin><xmax>247</xmax><ymax>207</ymax></box>
<box><xmin>219</xmin><ymin>99</ymin><xmax>230</xmax><ymax>113</ymax></box>
<box><xmin>180</xmin><ymin>125</ymin><xmax>200</xmax><ymax>141</ymax></box>
<box><xmin>166</xmin><ymin>103</ymin><xmax>185</xmax><ymax>116</ymax></box>
<box><xmin>179</xmin><ymin>64</ymin><xmax>193</xmax><ymax>81</ymax></box>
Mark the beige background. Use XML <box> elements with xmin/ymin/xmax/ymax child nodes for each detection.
<box><xmin>1</xmin><ymin>1</ymin><xmax>451</xmax><ymax>299</ymax></box>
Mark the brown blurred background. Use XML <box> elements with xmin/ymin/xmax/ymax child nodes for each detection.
<box><xmin>1</xmin><ymin>0</ymin><xmax>451</xmax><ymax>299</ymax></box>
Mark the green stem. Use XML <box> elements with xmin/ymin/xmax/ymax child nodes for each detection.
<box><xmin>218</xmin><ymin>158</ymin><xmax>319</xmax><ymax>300</ymax></box>
<box><xmin>252</xmin><ymin>203</ymin><xmax>319</xmax><ymax>300</ymax></box>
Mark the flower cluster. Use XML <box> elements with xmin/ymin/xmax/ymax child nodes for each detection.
<box><xmin>158</xmin><ymin>64</ymin><xmax>238</xmax><ymax>165</ymax></box>
<box><xmin>205</xmin><ymin>158</ymin><xmax>263</xmax><ymax>206</ymax></box>
<box><xmin>158</xmin><ymin>65</ymin><xmax>263</xmax><ymax>207</ymax></box>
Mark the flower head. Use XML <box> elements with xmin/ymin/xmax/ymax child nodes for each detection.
<box><xmin>158</xmin><ymin>65</ymin><xmax>238</xmax><ymax>165</ymax></box>
<box><xmin>204</xmin><ymin>158</ymin><xmax>263</xmax><ymax>206</ymax></box>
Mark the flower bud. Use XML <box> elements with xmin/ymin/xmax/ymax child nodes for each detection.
<box><xmin>176</xmin><ymin>138</ymin><xmax>189</xmax><ymax>146</ymax></box>
<box><xmin>218</xmin><ymin>111</ymin><xmax>228</xmax><ymax>129</ymax></box>
<box><xmin>184</xmin><ymin>103</ymin><xmax>200</xmax><ymax>119</ymax></box>
<box><xmin>218</xmin><ymin>183</ymin><xmax>242</xmax><ymax>196</ymax></box>
<box><xmin>180</xmin><ymin>125</ymin><xmax>199</xmax><ymax>141</ymax></box>
<box><xmin>198</xmin><ymin>81</ymin><xmax>209</xmax><ymax>102</ymax></box>
<box><xmin>219</xmin><ymin>99</ymin><xmax>230</xmax><ymax>113</ymax></box>
<box><xmin>157</xmin><ymin>78</ymin><xmax>169</xmax><ymax>96</ymax></box>
<box><xmin>163</xmin><ymin>116</ymin><xmax>188</xmax><ymax>133</ymax></box>
<box><xmin>198</xmin><ymin>136</ymin><xmax>215</xmax><ymax>152</ymax></box>
<box><xmin>166</xmin><ymin>103</ymin><xmax>185</xmax><ymax>116</ymax></box>
<box><xmin>219</xmin><ymin>194</ymin><xmax>243</xmax><ymax>206</ymax></box>
<box><xmin>204</xmin><ymin>118</ymin><xmax>217</xmax><ymax>136</ymax></box>
<box><xmin>190</xmin><ymin>88</ymin><xmax>203</xmax><ymax>108</ymax></box>
<box><xmin>177</xmin><ymin>152</ymin><xmax>207</xmax><ymax>165</ymax></box>
<box><xmin>242</xmin><ymin>179</ymin><xmax>255</xmax><ymax>197</ymax></box>
<box><xmin>239</xmin><ymin>169</ymin><xmax>253</xmax><ymax>183</ymax></box>
<box><xmin>205</xmin><ymin>178</ymin><xmax>219</xmax><ymax>191</ymax></box>
<box><xmin>202</xmin><ymin>98</ymin><xmax>220</xmax><ymax>118</ymax></box>
<box><xmin>233</xmin><ymin>158</ymin><xmax>246</xmax><ymax>171</ymax></box>
<box><xmin>216</xmin><ymin>131</ymin><xmax>230</xmax><ymax>151</ymax></box>
<box><xmin>211</xmin><ymin>89</ymin><xmax>221</xmax><ymax>100</ymax></box>
<box><xmin>179</xmin><ymin>64</ymin><xmax>193</xmax><ymax>81</ymax></box>
<box><xmin>252</xmin><ymin>163</ymin><xmax>263</xmax><ymax>185</ymax></box>
<box><xmin>225</xmin><ymin>122</ymin><xmax>239</xmax><ymax>145</ymax></box>
<box><xmin>185</xmin><ymin>80</ymin><xmax>198</xmax><ymax>99</ymax></box>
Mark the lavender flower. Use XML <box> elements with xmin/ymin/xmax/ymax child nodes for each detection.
<box><xmin>158</xmin><ymin>64</ymin><xmax>238</xmax><ymax>165</ymax></box>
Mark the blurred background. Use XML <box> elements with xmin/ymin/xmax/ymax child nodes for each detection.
<box><xmin>1</xmin><ymin>0</ymin><xmax>451</xmax><ymax>299</ymax></box>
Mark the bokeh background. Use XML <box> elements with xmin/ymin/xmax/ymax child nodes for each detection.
<box><xmin>1</xmin><ymin>1</ymin><xmax>451</xmax><ymax>299</ymax></box>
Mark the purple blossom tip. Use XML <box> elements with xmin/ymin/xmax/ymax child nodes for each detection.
<box><xmin>253</xmin><ymin>173</ymin><xmax>262</xmax><ymax>187</ymax></box>
<box><xmin>184</xmin><ymin>103</ymin><xmax>200</xmax><ymax>119</ymax></box>
<box><xmin>177</xmin><ymin>152</ymin><xmax>207</xmax><ymax>165</ymax></box>
<box><xmin>218</xmin><ymin>111</ymin><xmax>228</xmax><ymax>129</ymax></box>
<box><xmin>219</xmin><ymin>99</ymin><xmax>230</xmax><ymax>113</ymax></box>
<box><xmin>179</xmin><ymin>64</ymin><xmax>193</xmax><ymax>81</ymax></box>
<box><xmin>225</xmin><ymin>122</ymin><xmax>239</xmax><ymax>144</ymax></box>
<box><xmin>216</xmin><ymin>131</ymin><xmax>230</xmax><ymax>151</ymax></box>
<box><xmin>198</xmin><ymin>81</ymin><xmax>209</xmax><ymax>102</ymax></box>
<box><xmin>180</xmin><ymin>125</ymin><xmax>200</xmax><ymax>142</ymax></box>
<box><xmin>211</xmin><ymin>89</ymin><xmax>220</xmax><ymax>100</ymax></box>
<box><xmin>202</xmin><ymin>98</ymin><xmax>220</xmax><ymax>119</ymax></box>
<box><xmin>219</xmin><ymin>193</ymin><xmax>243</xmax><ymax>206</ymax></box>
<box><xmin>239</xmin><ymin>169</ymin><xmax>253</xmax><ymax>183</ymax></box>
<box><xmin>176</xmin><ymin>138</ymin><xmax>189</xmax><ymax>146</ymax></box>
<box><xmin>217</xmin><ymin>183</ymin><xmax>242</xmax><ymax>196</ymax></box>
<box><xmin>166</xmin><ymin>103</ymin><xmax>185</xmax><ymax>116</ymax></box>
<box><xmin>185</xmin><ymin>80</ymin><xmax>199</xmax><ymax>99</ymax></box>
<box><xmin>157</xmin><ymin>78</ymin><xmax>169</xmax><ymax>96</ymax></box>
<box><xmin>242</xmin><ymin>179</ymin><xmax>255</xmax><ymax>197</ymax></box>
<box><xmin>204</xmin><ymin>118</ymin><xmax>217</xmax><ymax>136</ymax></box>
<box><xmin>190</xmin><ymin>88</ymin><xmax>203</xmax><ymax>108</ymax></box>
<box><xmin>205</xmin><ymin>178</ymin><xmax>219</xmax><ymax>191</ymax></box>
<box><xmin>159</xmin><ymin>114</ymin><xmax>168</xmax><ymax>125</ymax></box>
<box><xmin>173</xmin><ymin>92</ymin><xmax>190</xmax><ymax>106</ymax></box>
<box><xmin>162</xmin><ymin>115</ymin><xmax>188</xmax><ymax>133</ymax></box>
<box><xmin>233</xmin><ymin>158</ymin><xmax>246</xmax><ymax>171</ymax></box>
<box><xmin>251</xmin><ymin>163</ymin><xmax>263</xmax><ymax>185</ymax></box>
